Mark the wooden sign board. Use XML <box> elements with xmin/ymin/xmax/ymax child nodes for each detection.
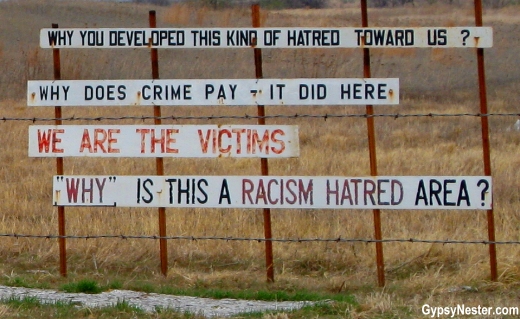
<box><xmin>40</xmin><ymin>27</ymin><xmax>493</xmax><ymax>48</ymax></box>
<box><xmin>53</xmin><ymin>175</ymin><xmax>492</xmax><ymax>210</ymax></box>
<box><xmin>27</xmin><ymin>78</ymin><xmax>399</xmax><ymax>106</ymax></box>
<box><xmin>29</xmin><ymin>125</ymin><xmax>299</xmax><ymax>158</ymax></box>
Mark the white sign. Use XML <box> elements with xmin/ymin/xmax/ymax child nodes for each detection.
<box><xmin>27</xmin><ymin>78</ymin><xmax>399</xmax><ymax>106</ymax></box>
<box><xmin>40</xmin><ymin>27</ymin><xmax>492</xmax><ymax>48</ymax></box>
<box><xmin>53</xmin><ymin>175</ymin><xmax>492</xmax><ymax>210</ymax></box>
<box><xmin>29</xmin><ymin>125</ymin><xmax>299</xmax><ymax>158</ymax></box>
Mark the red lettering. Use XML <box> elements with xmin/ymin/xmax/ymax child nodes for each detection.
<box><xmin>136</xmin><ymin>128</ymin><xmax>177</xmax><ymax>154</ymax></box>
<box><xmin>270</xmin><ymin>129</ymin><xmax>285</xmax><ymax>154</ymax></box>
<box><xmin>218</xmin><ymin>129</ymin><xmax>232</xmax><ymax>154</ymax></box>
<box><xmin>51</xmin><ymin>129</ymin><xmax>64</xmax><ymax>153</ymax></box>
<box><xmin>79</xmin><ymin>129</ymin><xmax>93</xmax><ymax>153</ymax></box>
<box><xmin>326</xmin><ymin>179</ymin><xmax>339</xmax><ymax>205</ymax></box>
<box><xmin>82</xmin><ymin>178</ymin><xmax>94</xmax><ymax>203</ymax></box>
<box><xmin>242</xmin><ymin>179</ymin><xmax>254</xmax><ymax>204</ymax></box>
<box><xmin>231</xmin><ymin>128</ymin><xmax>246</xmax><ymax>154</ymax></box>
<box><xmin>255</xmin><ymin>179</ymin><xmax>267</xmax><ymax>204</ymax></box>
<box><xmin>197</xmin><ymin>129</ymin><xmax>211</xmax><ymax>153</ymax></box>
<box><xmin>94</xmin><ymin>129</ymin><xmax>107</xmax><ymax>153</ymax></box>
<box><xmin>364</xmin><ymin>180</ymin><xmax>376</xmax><ymax>205</ymax></box>
<box><xmin>341</xmin><ymin>180</ymin><xmax>353</xmax><ymax>205</ymax></box>
<box><xmin>298</xmin><ymin>179</ymin><xmax>313</xmax><ymax>205</ymax></box>
<box><xmin>250</xmin><ymin>129</ymin><xmax>270</xmax><ymax>154</ymax></box>
<box><xmin>66</xmin><ymin>178</ymin><xmax>80</xmax><ymax>203</ymax></box>
<box><xmin>151</xmin><ymin>129</ymin><xmax>162</xmax><ymax>153</ymax></box>
<box><xmin>107</xmin><ymin>129</ymin><xmax>120</xmax><ymax>153</ymax></box>
<box><xmin>36</xmin><ymin>129</ymin><xmax>63</xmax><ymax>154</ymax></box>
<box><xmin>267</xmin><ymin>179</ymin><xmax>279</xmax><ymax>204</ymax></box>
<box><xmin>165</xmin><ymin>129</ymin><xmax>179</xmax><ymax>153</ymax></box>
<box><xmin>80</xmin><ymin>129</ymin><xmax>118</xmax><ymax>154</ymax></box>
<box><xmin>37</xmin><ymin>129</ymin><xmax>52</xmax><ymax>153</ymax></box>
<box><xmin>136</xmin><ymin>128</ymin><xmax>149</xmax><ymax>153</ymax></box>
<box><xmin>285</xmin><ymin>179</ymin><xmax>297</xmax><ymax>204</ymax></box>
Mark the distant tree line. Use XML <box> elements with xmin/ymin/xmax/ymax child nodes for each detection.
<box><xmin>372</xmin><ymin>0</ymin><xmax>519</xmax><ymax>8</ymax></box>
<box><xmin>133</xmin><ymin>0</ymin><xmax>170</xmax><ymax>6</ymax></box>
<box><xmin>132</xmin><ymin>0</ymin><xmax>520</xmax><ymax>9</ymax></box>
<box><xmin>131</xmin><ymin>0</ymin><xmax>328</xmax><ymax>8</ymax></box>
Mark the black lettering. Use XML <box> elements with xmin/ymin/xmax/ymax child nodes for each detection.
<box><xmin>85</xmin><ymin>86</ymin><xmax>93</xmax><ymax>100</ymax></box>
<box><xmin>205</xmin><ymin>84</ymin><xmax>214</xmax><ymax>99</ymax></box>
<box><xmin>373</xmin><ymin>29</ymin><xmax>385</xmax><ymax>45</ymax></box>
<box><xmin>142</xmin><ymin>85</ymin><xmax>151</xmax><ymax>100</ymax></box>
<box><xmin>197</xmin><ymin>179</ymin><xmax>208</xmax><ymax>204</ymax></box>
<box><xmin>287</xmin><ymin>30</ymin><xmax>296</xmax><ymax>46</ymax></box>
<box><xmin>457</xmin><ymin>180</ymin><xmax>470</xmax><ymax>206</ymax></box>
<box><xmin>443</xmin><ymin>179</ymin><xmax>456</xmax><ymax>206</ymax></box>
<box><xmin>354</xmin><ymin>29</ymin><xmax>363</xmax><ymax>45</ymax></box>
<box><xmin>48</xmin><ymin>31</ymin><xmax>59</xmax><ymax>46</ymax></box>
<box><xmin>39</xmin><ymin>86</ymin><xmax>49</xmax><ymax>100</ymax></box>
<box><xmin>378</xmin><ymin>84</ymin><xmax>387</xmax><ymax>100</ymax></box>
<box><xmin>395</xmin><ymin>30</ymin><xmax>404</xmax><ymax>46</ymax></box>
<box><xmin>118</xmin><ymin>85</ymin><xmax>126</xmax><ymax>100</ymax></box>
<box><xmin>142</xmin><ymin>178</ymin><xmax>153</xmax><ymax>204</ymax></box>
<box><xmin>438</xmin><ymin>29</ymin><xmax>447</xmax><ymax>45</ymax></box>
<box><xmin>299</xmin><ymin>84</ymin><xmax>308</xmax><ymax>99</ymax></box>
<box><xmin>219</xmin><ymin>179</ymin><xmax>231</xmax><ymax>204</ymax></box>
<box><xmin>177</xmin><ymin>179</ymin><xmax>190</xmax><ymax>204</ymax></box>
<box><xmin>429</xmin><ymin>179</ymin><xmax>442</xmax><ymax>206</ymax></box>
<box><xmin>365</xmin><ymin>84</ymin><xmax>375</xmax><ymax>99</ymax></box>
<box><xmin>415</xmin><ymin>180</ymin><xmax>427</xmax><ymax>206</ymax></box>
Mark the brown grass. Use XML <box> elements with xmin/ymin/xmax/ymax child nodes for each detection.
<box><xmin>0</xmin><ymin>0</ymin><xmax>520</xmax><ymax>317</ymax></box>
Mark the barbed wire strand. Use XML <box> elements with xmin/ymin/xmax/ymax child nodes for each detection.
<box><xmin>1</xmin><ymin>233</ymin><xmax>520</xmax><ymax>245</ymax></box>
<box><xmin>3</xmin><ymin>112</ymin><xmax>520</xmax><ymax>123</ymax></box>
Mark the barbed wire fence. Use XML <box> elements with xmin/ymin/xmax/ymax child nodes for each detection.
<box><xmin>14</xmin><ymin>0</ymin><xmax>511</xmax><ymax>286</ymax></box>
<box><xmin>8</xmin><ymin>110</ymin><xmax>520</xmax><ymax>255</ymax></box>
<box><xmin>2</xmin><ymin>112</ymin><xmax>520</xmax><ymax>122</ymax></box>
<box><xmin>1</xmin><ymin>233</ymin><xmax>520</xmax><ymax>245</ymax></box>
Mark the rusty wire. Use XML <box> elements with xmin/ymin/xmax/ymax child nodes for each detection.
<box><xmin>1</xmin><ymin>112</ymin><xmax>520</xmax><ymax>123</ymax></box>
<box><xmin>1</xmin><ymin>233</ymin><xmax>519</xmax><ymax>245</ymax></box>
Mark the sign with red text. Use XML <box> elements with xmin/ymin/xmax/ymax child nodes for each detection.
<box><xmin>40</xmin><ymin>27</ymin><xmax>492</xmax><ymax>49</ymax></box>
<box><xmin>29</xmin><ymin>125</ymin><xmax>299</xmax><ymax>158</ymax></box>
<box><xmin>53</xmin><ymin>175</ymin><xmax>492</xmax><ymax>210</ymax></box>
<box><xmin>27</xmin><ymin>78</ymin><xmax>399</xmax><ymax>106</ymax></box>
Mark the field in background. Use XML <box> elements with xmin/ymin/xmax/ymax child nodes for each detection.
<box><xmin>0</xmin><ymin>0</ymin><xmax>520</xmax><ymax>317</ymax></box>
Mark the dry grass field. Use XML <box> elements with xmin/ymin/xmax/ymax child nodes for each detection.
<box><xmin>0</xmin><ymin>0</ymin><xmax>520</xmax><ymax>318</ymax></box>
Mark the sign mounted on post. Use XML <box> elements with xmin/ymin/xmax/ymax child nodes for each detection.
<box><xmin>40</xmin><ymin>27</ymin><xmax>493</xmax><ymax>48</ymax></box>
<box><xmin>27</xmin><ymin>78</ymin><xmax>399</xmax><ymax>106</ymax></box>
<box><xmin>53</xmin><ymin>175</ymin><xmax>492</xmax><ymax>210</ymax></box>
<box><xmin>29</xmin><ymin>125</ymin><xmax>299</xmax><ymax>158</ymax></box>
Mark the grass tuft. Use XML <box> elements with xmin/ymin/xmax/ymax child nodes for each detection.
<box><xmin>60</xmin><ymin>279</ymin><xmax>102</xmax><ymax>294</ymax></box>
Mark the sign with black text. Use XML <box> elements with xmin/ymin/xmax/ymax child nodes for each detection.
<box><xmin>53</xmin><ymin>175</ymin><xmax>492</xmax><ymax>210</ymax></box>
<box><xmin>29</xmin><ymin>125</ymin><xmax>299</xmax><ymax>158</ymax></box>
<box><xmin>28</xmin><ymin>78</ymin><xmax>399</xmax><ymax>106</ymax></box>
<box><xmin>40</xmin><ymin>27</ymin><xmax>493</xmax><ymax>48</ymax></box>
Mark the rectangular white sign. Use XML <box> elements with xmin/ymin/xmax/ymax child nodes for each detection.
<box><xmin>27</xmin><ymin>78</ymin><xmax>399</xmax><ymax>106</ymax></box>
<box><xmin>53</xmin><ymin>175</ymin><xmax>492</xmax><ymax>210</ymax></box>
<box><xmin>29</xmin><ymin>125</ymin><xmax>299</xmax><ymax>158</ymax></box>
<box><xmin>40</xmin><ymin>27</ymin><xmax>492</xmax><ymax>48</ymax></box>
